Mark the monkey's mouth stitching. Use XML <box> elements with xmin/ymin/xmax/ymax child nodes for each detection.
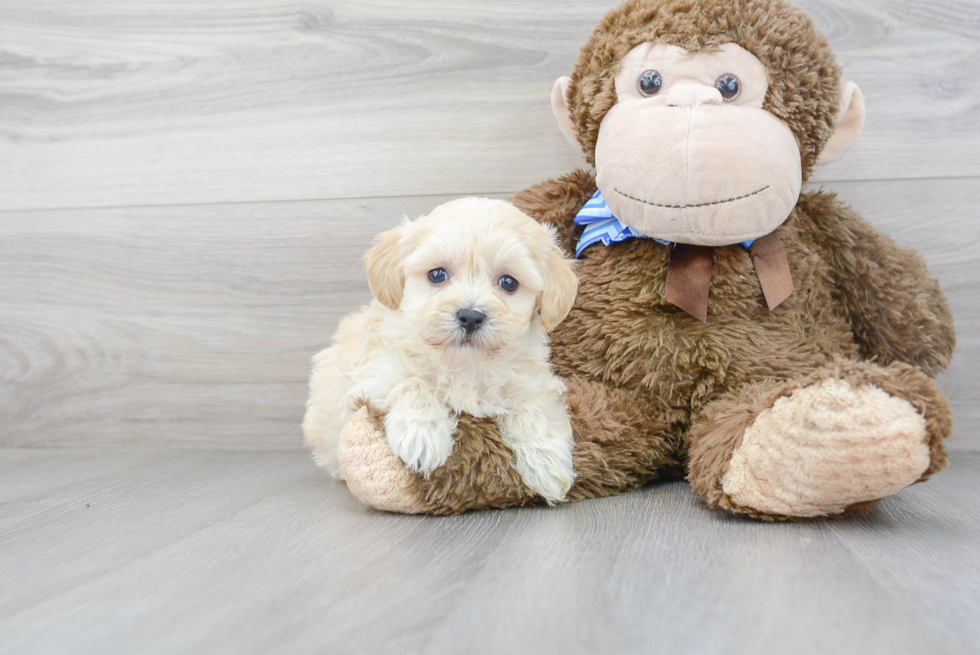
<box><xmin>614</xmin><ymin>185</ymin><xmax>770</xmax><ymax>209</ymax></box>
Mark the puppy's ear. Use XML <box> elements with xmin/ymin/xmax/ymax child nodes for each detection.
<box><xmin>364</xmin><ymin>224</ymin><xmax>406</xmax><ymax>310</ymax></box>
<box><xmin>537</xmin><ymin>233</ymin><xmax>579</xmax><ymax>332</ymax></box>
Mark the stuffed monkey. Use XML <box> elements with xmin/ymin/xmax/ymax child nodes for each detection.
<box><xmin>331</xmin><ymin>0</ymin><xmax>955</xmax><ymax>520</ymax></box>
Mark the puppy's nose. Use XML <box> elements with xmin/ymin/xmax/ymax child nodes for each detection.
<box><xmin>456</xmin><ymin>308</ymin><xmax>487</xmax><ymax>336</ymax></box>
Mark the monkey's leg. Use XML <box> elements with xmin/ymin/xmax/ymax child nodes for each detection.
<box><xmin>337</xmin><ymin>378</ymin><xmax>678</xmax><ymax>515</ymax></box>
<box><xmin>686</xmin><ymin>359</ymin><xmax>951</xmax><ymax>520</ymax></box>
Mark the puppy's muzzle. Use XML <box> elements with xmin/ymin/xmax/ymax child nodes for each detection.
<box><xmin>456</xmin><ymin>308</ymin><xmax>487</xmax><ymax>337</ymax></box>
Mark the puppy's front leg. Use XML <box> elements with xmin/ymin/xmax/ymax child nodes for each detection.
<box><xmin>497</xmin><ymin>399</ymin><xmax>575</xmax><ymax>504</ymax></box>
<box><xmin>383</xmin><ymin>378</ymin><xmax>458</xmax><ymax>477</ymax></box>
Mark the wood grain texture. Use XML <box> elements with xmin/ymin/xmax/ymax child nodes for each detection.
<box><xmin>1</xmin><ymin>448</ymin><xmax>978</xmax><ymax>654</ymax></box>
<box><xmin>1</xmin><ymin>0</ymin><xmax>978</xmax><ymax>211</ymax></box>
<box><xmin>0</xmin><ymin>195</ymin><xmax>446</xmax><ymax>449</ymax></box>
<box><xmin>1</xmin><ymin>177</ymin><xmax>976</xmax><ymax>450</ymax></box>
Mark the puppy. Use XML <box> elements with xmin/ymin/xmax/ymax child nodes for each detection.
<box><xmin>302</xmin><ymin>197</ymin><xmax>579</xmax><ymax>503</ymax></box>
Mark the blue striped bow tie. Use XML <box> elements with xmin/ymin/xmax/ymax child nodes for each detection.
<box><xmin>572</xmin><ymin>188</ymin><xmax>792</xmax><ymax>322</ymax></box>
<box><xmin>574</xmin><ymin>189</ymin><xmax>755</xmax><ymax>258</ymax></box>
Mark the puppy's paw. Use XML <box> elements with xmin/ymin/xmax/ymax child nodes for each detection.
<box><xmin>512</xmin><ymin>442</ymin><xmax>575</xmax><ymax>504</ymax></box>
<box><xmin>384</xmin><ymin>410</ymin><xmax>458</xmax><ymax>476</ymax></box>
<box><xmin>498</xmin><ymin>403</ymin><xmax>576</xmax><ymax>504</ymax></box>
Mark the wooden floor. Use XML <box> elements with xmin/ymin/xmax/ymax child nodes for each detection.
<box><xmin>1</xmin><ymin>449</ymin><xmax>978</xmax><ymax>655</ymax></box>
<box><xmin>2</xmin><ymin>1</ymin><xmax>979</xmax><ymax>653</ymax></box>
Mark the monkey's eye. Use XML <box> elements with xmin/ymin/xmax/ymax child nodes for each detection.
<box><xmin>427</xmin><ymin>268</ymin><xmax>449</xmax><ymax>285</ymax></box>
<box><xmin>498</xmin><ymin>275</ymin><xmax>519</xmax><ymax>293</ymax></box>
<box><xmin>715</xmin><ymin>74</ymin><xmax>741</xmax><ymax>102</ymax></box>
<box><xmin>637</xmin><ymin>70</ymin><xmax>663</xmax><ymax>97</ymax></box>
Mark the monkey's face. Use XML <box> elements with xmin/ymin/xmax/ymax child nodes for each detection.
<box><xmin>593</xmin><ymin>43</ymin><xmax>803</xmax><ymax>247</ymax></box>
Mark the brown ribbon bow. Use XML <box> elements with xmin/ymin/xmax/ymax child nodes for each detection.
<box><xmin>664</xmin><ymin>232</ymin><xmax>794</xmax><ymax>322</ymax></box>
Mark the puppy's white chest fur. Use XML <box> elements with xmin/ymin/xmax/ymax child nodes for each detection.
<box><xmin>432</xmin><ymin>366</ymin><xmax>507</xmax><ymax>417</ymax></box>
<box><xmin>418</xmin><ymin>338</ymin><xmax>558</xmax><ymax>418</ymax></box>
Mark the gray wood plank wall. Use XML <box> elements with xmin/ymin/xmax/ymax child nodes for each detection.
<box><xmin>1</xmin><ymin>0</ymin><xmax>977</xmax><ymax>450</ymax></box>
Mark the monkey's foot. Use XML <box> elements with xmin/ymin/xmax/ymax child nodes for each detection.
<box><xmin>721</xmin><ymin>377</ymin><xmax>930</xmax><ymax>517</ymax></box>
<box><xmin>338</xmin><ymin>406</ymin><xmax>430</xmax><ymax>514</ymax></box>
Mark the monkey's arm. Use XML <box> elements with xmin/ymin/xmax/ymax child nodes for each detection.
<box><xmin>510</xmin><ymin>169</ymin><xmax>597</xmax><ymax>255</ymax></box>
<box><xmin>802</xmin><ymin>191</ymin><xmax>955</xmax><ymax>376</ymax></box>
<box><xmin>339</xmin><ymin>377</ymin><xmax>678</xmax><ymax>514</ymax></box>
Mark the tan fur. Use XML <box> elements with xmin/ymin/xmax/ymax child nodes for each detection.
<box><xmin>334</xmin><ymin>0</ymin><xmax>955</xmax><ymax>519</ymax></box>
<box><xmin>365</xmin><ymin>225</ymin><xmax>408</xmax><ymax>311</ymax></box>
<box><xmin>537</xmin><ymin>247</ymin><xmax>580</xmax><ymax>332</ymax></box>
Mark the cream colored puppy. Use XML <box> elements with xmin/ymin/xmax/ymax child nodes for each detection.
<box><xmin>302</xmin><ymin>198</ymin><xmax>579</xmax><ymax>503</ymax></box>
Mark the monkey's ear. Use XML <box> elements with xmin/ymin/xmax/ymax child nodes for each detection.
<box><xmin>816</xmin><ymin>82</ymin><xmax>865</xmax><ymax>165</ymax></box>
<box><xmin>364</xmin><ymin>224</ymin><xmax>406</xmax><ymax>310</ymax></box>
<box><xmin>551</xmin><ymin>76</ymin><xmax>579</xmax><ymax>148</ymax></box>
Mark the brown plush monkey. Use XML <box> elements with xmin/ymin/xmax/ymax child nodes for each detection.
<box><xmin>333</xmin><ymin>0</ymin><xmax>956</xmax><ymax>520</ymax></box>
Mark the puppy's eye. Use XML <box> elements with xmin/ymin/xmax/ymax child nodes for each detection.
<box><xmin>498</xmin><ymin>275</ymin><xmax>519</xmax><ymax>293</ymax></box>
<box><xmin>715</xmin><ymin>74</ymin><xmax>741</xmax><ymax>102</ymax></box>
<box><xmin>638</xmin><ymin>70</ymin><xmax>663</xmax><ymax>97</ymax></box>
<box><xmin>427</xmin><ymin>268</ymin><xmax>449</xmax><ymax>285</ymax></box>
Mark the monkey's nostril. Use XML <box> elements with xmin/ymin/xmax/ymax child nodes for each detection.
<box><xmin>456</xmin><ymin>308</ymin><xmax>487</xmax><ymax>336</ymax></box>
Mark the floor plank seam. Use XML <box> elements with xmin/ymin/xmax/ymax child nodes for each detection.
<box><xmin>2</xmin><ymin>175</ymin><xmax>977</xmax><ymax>216</ymax></box>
